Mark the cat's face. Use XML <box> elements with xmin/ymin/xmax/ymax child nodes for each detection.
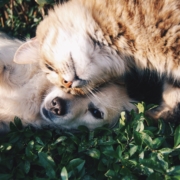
<box><xmin>14</xmin><ymin>3</ymin><xmax>125</xmax><ymax>95</ymax></box>
<box><xmin>38</xmin><ymin>31</ymin><xmax>126</xmax><ymax>95</ymax></box>
<box><xmin>38</xmin><ymin>31</ymin><xmax>108</xmax><ymax>94</ymax></box>
<box><xmin>14</xmin><ymin>29</ymin><xmax>125</xmax><ymax>95</ymax></box>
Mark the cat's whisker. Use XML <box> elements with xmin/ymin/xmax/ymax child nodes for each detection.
<box><xmin>86</xmin><ymin>86</ymin><xmax>124</xmax><ymax>112</ymax></box>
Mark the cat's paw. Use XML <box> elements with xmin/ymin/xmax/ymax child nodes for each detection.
<box><xmin>146</xmin><ymin>83</ymin><xmax>180</xmax><ymax>123</ymax></box>
<box><xmin>145</xmin><ymin>105</ymin><xmax>173</xmax><ymax>121</ymax></box>
<box><xmin>146</xmin><ymin>103</ymin><xmax>180</xmax><ymax>124</ymax></box>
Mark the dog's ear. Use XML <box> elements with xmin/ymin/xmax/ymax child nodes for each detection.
<box><xmin>14</xmin><ymin>38</ymin><xmax>39</xmax><ymax>64</ymax></box>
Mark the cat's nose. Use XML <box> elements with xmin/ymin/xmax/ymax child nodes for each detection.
<box><xmin>62</xmin><ymin>79</ymin><xmax>72</xmax><ymax>88</ymax></box>
<box><xmin>62</xmin><ymin>77</ymin><xmax>87</xmax><ymax>89</ymax></box>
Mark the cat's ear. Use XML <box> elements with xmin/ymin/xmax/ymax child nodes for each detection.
<box><xmin>14</xmin><ymin>38</ymin><xmax>40</xmax><ymax>64</ymax></box>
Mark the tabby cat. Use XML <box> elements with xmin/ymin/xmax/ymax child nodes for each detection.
<box><xmin>14</xmin><ymin>0</ymin><xmax>180</xmax><ymax>120</ymax></box>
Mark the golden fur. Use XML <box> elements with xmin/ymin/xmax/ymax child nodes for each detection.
<box><xmin>14</xmin><ymin>0</ymin><xmax>180</xmax><ymax>120</ymax></box>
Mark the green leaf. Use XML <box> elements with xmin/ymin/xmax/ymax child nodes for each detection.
<box><xmin>139</xmin><ymin>151</ymin><xmax>144</xmax><ymax>160</ymax></box>
<box><xmin>156</xmin><ymin>153</ymin><xmax>169</xmax><ymax>171</ymax></box>
<box><xmin>2</xmin><ymin>143</ymin><xmax>12</xmax><ymax>151</ymax></box>
<box><xmin>166</xmin><ymin>175</ymin><xmax>180</xmax><ymax>180</ymax></box>
<box><xmin>9</xmin><ymin>122</ymin><xmax>18</xmax><ymax>131</ymax></box>
<box><xmin>136</xmin><ymin>102</ymin><xmax>145</xmax><ymax>113</ymax></box>
<box><xmin>103</xmin><ymin>150</ymin><xmax>118</xmax><ymax>158</ymax></box>
<box><xmin>158</xmin><ymin>148</ymin><xmax>173</xmax><ymax>155</ymax></box>
<box><xmin>24</xmin><ymin>161</ymin><xmax>30</xmax><ymax>174</ymax></box>
<box><xmin>38</xmin><ymin>152</ymin><xmax>56</xmax><ymax>178</ymax></box>
<box><xmin>16</xmin><ymin>0</ymin><xmax>22</xmax><ymax>4</ymax></box>
<box><xmin>14</xmin><ymin>117</ymin><xmax>23</xmax><ymax>130</ymax></box>
<box><xmin>0</xmin><ymin>174</ymin><xmax>12</xmax><ymax>180</ymax></box>
<box><xmin>35</xmin><ymin>0</ymin><xmax>54</xmax><ymax>6</ymax></box>
<box><xmin>152</xmin><ymin>137</ymin><xmax>164</xmax><ymax>149</ymax></box>
<box><xmin>116</xmin><ymin>145</ymin><xmax>122</xmax><ymax>159</ymax></box>
<box><xmin>27</xmin><ymin>140</ymin><xmax>34</xmax><ymax>149</ymax></box>
<box><xmin>51</xmin><ymin>136</ymin><xmax>67</xmax><ymax>146</ymax></box>
<box><xmin>146</xmin><ymin>104</ymin><xmax>159</xmax><ymax>111</ymax></box>
<box><xmin>126</xmin><ymin>160</ymin><xmax>138</xmax><ymax>167</ymax></box>
<box><xmin>174</xmin><ymin>125</ymin><xmax>180</xmax><ymax>148</ymax></box>
<box><xmin>61</xmin><ymin>167</ymin><xmax>68</xmax><ymax>180</ymax></box>
<box><xmin>25</xmin><ymin>141</ymin><xmax>35</xmax><ymax>159</ymax></box>
<box><xmin>135</xmin><ymin>121</ymin><xmax>144</xmax><ymax>132</ymax></box>
<box><xmin>68</xmin><ymin>158</ymin><xmax>85</xmax><ymax>172</ymax></box>
<box><xmin>24</xmin><ymin>130</ymin><xmax>34</xmax><ymax>137</ymax></box>
<box><xmin>157</xmin><ymin>119</ymin><xmax>166</xmax><ymax>135</ymax></box>
<box><xmin>167</xmin><ymin>166</ymin><xmax>180</xmax><ymax>176</ymax></box>
<box><xmin>119</xmin><ymin>111</ymin><xmax>126</xmax><ymax>128</ymax></box>
<box><xmin>146</xmin><ymin>172</ymin><xmax>163</xmax><ymax>180</ymax></box>
<box><xmin>134</xmin><ymin>131</ymin><xmax>143</xmax><ymax>145</ymax></box>
<box><xmin>8</xmin><ymin>132</ymin><xmax>20</xmax><ymax>143</ymax></box>
<box><xmin>78</xmin><ymin>125</ymin><xmax>89</xmax><ymax>133</ymax></box>
<box><xmin>140</xmin><ymin>132</ymin><xmax>153</xmax><ymax>148</ymax></box>
<box><xmin>98</xmin><ymin>161</ymin><xmax>107</xmax><ymax>171</ymax></box>
<box><xmin>140</xmin><ymin>153</ymin><xmax>168</xmax><ymax>173</ymax></box>
<box><xmin>105</xmin><ymin>169</ymin><xmax>117</xmax><ymax>178</ymax></box>
<box><xmin>35</xmin><ymin>136</ymin><xmax>44</xmax><ymax>145</ymax></box>
<box><xmin>129</xmin><ymin>145</ymin><xmax>138</xmax><ymax>157</ymax></box>
<box><xmin>86</xmin><ymin>148</ymin><xmax>100</xmax><ymax>159</ymax></box>
<box><xmin>119</xmin><ymin>166</ymin><xmax>132</xmax><ymax>176</ymax></box>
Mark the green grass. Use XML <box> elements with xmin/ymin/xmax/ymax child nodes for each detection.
<box><xmin>0</xmin><ymin>0</ymin><xmax>67</xmax><ymax>38</ymax></box>
<box><xmin>0</xmin><ymin>0</ymin><xmax>60</xmax><ymax>38</ymax></box>
<box><xmin>0</xmin><ymin>1</ymin><xmax>180</xmax><ymax>179</ymax></box>
<box><xmin>0</xmin><ymin>103</ymin><xmax>180</xmax><ymax>179</ymax></box>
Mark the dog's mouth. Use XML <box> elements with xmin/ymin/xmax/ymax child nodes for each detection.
<box><xmin>42</xmin><ymin>97</ymin><xmax>68</xmax><ymax>121</ymax></box>
<box><xmin>42</xmin><ymin>108</ymin><xmax>52</xmax><ymax>121</ymax></box>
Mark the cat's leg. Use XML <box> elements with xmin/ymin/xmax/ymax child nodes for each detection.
<box><xmin>146</xmin><ymin>82</ymin><xmax>180</xmax><ymax>122</ymax></box>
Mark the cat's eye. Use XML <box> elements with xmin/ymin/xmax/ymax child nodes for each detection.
<box><xmin>45</xmin><ymin>64</ymin><xmax>54</xmax><ymax>71</ymax></box>
<box><xmin>89</xmin><ymin>108</ymin><xmax>104</xmax><ymax>119</ymax></box>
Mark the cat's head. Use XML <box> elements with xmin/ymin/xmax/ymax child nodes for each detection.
<box><xmin>14</xmin><ymin>3</ymin><xmax>125</xmax><ymax>95</ymax></box>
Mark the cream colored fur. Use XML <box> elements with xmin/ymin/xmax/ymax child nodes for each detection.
<box><xmin>13</xmin><ymin>0</ymin><xmax>180</xmax><ymax>120</ymax></box>
<box><xmin>0</xmin><ymin>32</ymin><xmax>51</xmax><ymax>133</ymax></box>
<box><xmin>0</xmin><ymin>32</ymin><xmax>136</xmax><ymax>133</ymax></box>
<box><xmin>41</xmin><ymin>83</ymin><xmax>136</xmax><ymax>130</ymax></box>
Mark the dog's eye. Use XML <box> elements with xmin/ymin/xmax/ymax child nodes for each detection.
<box><xmin>45</xmin><ymin>64</ymin><xmax>54</xmax><ymax>71</ymax></box>
<box><xmin>89</xmin><ymin>108</ymin><xmax>104</xmax><ymax>119</ymax></box>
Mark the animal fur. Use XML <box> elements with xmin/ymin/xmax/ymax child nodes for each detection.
<box><xmin>13</xmin><ymin>0</ymin><xmax>180</xmax><ymax>121</ymax></box>
<box><xmin>0</xmin><ymin>32</ymin><xmax>136</xmax><ymax>133</ymax></box>
<box><xmin>0</xmin><ymin>32</ymin><xmax>51</xmax><ymax>133</ymax></box>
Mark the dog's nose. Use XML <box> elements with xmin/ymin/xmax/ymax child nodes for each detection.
<box><xmin>62</xmin><ymin>79</ymin><xmax>73</xmax><ymax>88</ymax></box>
<box><xmin>50</xmin><ymin>97</ymin><xmax>66</xmax><ymax>116</ymax></box>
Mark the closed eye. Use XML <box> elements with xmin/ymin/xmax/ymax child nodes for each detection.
<box><xmin>88</xmin><ymin>108</ymin><xmax>104</xmax><ymax>119</ymax></box>
<box><xmin>45</xmin><ymin>64</ymin><xmax>54</xmax><ymax>71</ymax></box>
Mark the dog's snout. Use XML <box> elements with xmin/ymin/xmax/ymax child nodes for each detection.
<box><xmin>51</xmin><ymin>98</ymin><xmax>61</xmax><ymax>115</ymax></box>
<box><xmin>50</xmin><ymin>97</ymin><xmax>67</xmax><ymax>116</ymax></box>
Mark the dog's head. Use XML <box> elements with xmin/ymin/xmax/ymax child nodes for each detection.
<box><xmin>41</xmin><ymin>83</ymin><xmax>135</xmax><ymax>130</ymax></box>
